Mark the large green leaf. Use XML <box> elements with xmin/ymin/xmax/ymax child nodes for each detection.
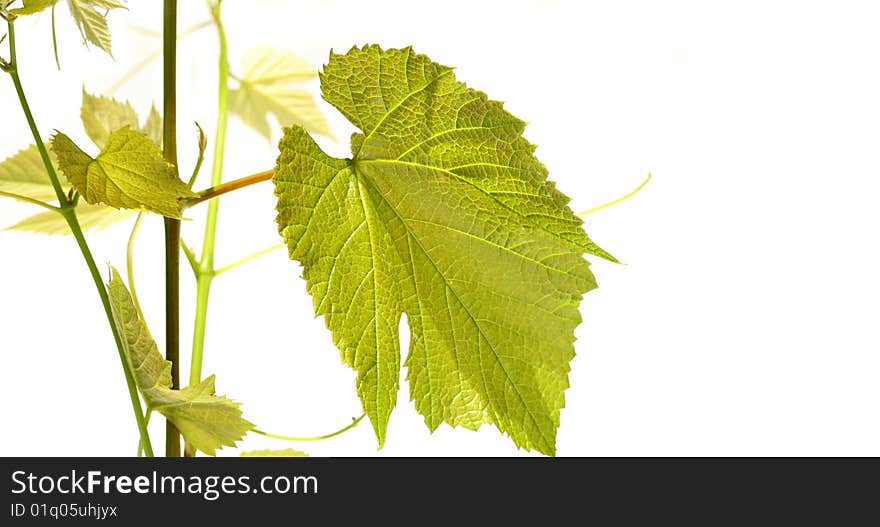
<box><xmin>274</xmin><ymin>45</ymin><xmax>612</xmax><ymax>455</ymax></box>
<box><xmin>107</xmin><ymin>269</ymin><xmax>253</xmax><ymax>455</ymax></box>
<box><xmin>230</xmin><ymin>46</ymin><xmax>332</xmax><ymax>141</ymax></box>
<box><xmin>51</xmin><ymin>128</ymin><xmax>193</xmax><ymax>218</ymax></box>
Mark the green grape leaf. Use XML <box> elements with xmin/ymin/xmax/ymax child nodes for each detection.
<box><xmin>80</xmin><ymin>88</ymin><xmax>140</xmax><ymax>149</ymax></box>
<box><xmin>230</xmin><ymin>46</ymin><xmax>332</xmax><ymax>141</ymax></box>
<box><xmin>51</xmin><ymin>128</ymin><xmax>194</xmax><ymax>218</ymax></box>
<box><xmin>107</xmin><ymin>269</ymin><xmax>253</xmax><ymax>455</ymax></box>
<box><xmin>65</xmin><ymin>0</ymin><xmax>126</xmax><ymax>56</ymax></box>
<box><xmin>10</xmin><ymin>0</ymin><xmax>58</xmax><ymax>16</ymax></box>
<box><xmin>274</xmin><ymin>45</ymin><xmax>612</xmax><ymax>455</ymax></box>
<box><xmin>6</xmin><ymin>202</ymin><xmax>133</xmax><ymax>234</ymax></box>
<box><xmin>0</xmin><ymin>144</ymin><xmax>128</xmax><ymax>234</ymax></box>
<box><xmin>240</xmin><ymin>448</ymin><xmax>309</xmax><ymax>457</ymax></box>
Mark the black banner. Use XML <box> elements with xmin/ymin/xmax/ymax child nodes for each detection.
<box><xmin>1</xmin><ymin>458</ymin><xmax>877</xmax><ymax>523</ymax></box>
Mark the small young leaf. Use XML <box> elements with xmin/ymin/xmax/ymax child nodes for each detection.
<box><xmin>275</xmin><ymin>45</ymin><xmax>612</xmax><ymax>455</ymax></box>
<box><xmin>65</xmin><ymin>0</ymin><xmax>126</xmax><ymax>56</ymax></box>
<box><xmin>154</xmin><ymin>376</ymin><xmax>255</xmax><ymax>456</ymax></box>
<box><xmin>230</xmin><ymin>46</ymin><xmax>332</xmax><ymax>141</ymax></box>
<box><xmin>80</xmin><ymin>88</ymin><xmax>140</xmax><ymax>149</ymax></box>
<box><xmin>142</xmin><ymin>104</ymin><xmax>163</xmax><ymax>147</ymax></box>
<box><xmin>241</xmin><ymin>448</ymin><xmax>309</xmax><ymax>457</ymax></box>
<box><xmin>51</xmin><ymin>128</ymin><xmax>194</xmax><ymax>218</ymax></box>
<box><xmin>107</xmin><ymin>269</ymin><xmax>253</xmax><ymax>455</ymax></box>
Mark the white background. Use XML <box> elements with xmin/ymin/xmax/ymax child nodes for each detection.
<box><xmin>1</xmin><ymin>0</ymin><xmax>878</xmax><ymax>456</ymax></box>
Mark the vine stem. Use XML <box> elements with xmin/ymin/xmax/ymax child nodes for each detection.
<box><xmin>163</xmin><ymin>0</ymin><xmax>182</xmax><ymax>458</ymax></box>
<box><xmin>252</xmin><ymin>414</ymin><xmax>366</xmax><ymax>442</ymax></box>
<box><xmin>184</xmin><ymin>0</ymin><xmax>228</xmax><ymax>457</ymax></box>
<box><xmin>4</xmin><ymin>18</ymin><xmax>153</xmax><ymax>456</ymax></box>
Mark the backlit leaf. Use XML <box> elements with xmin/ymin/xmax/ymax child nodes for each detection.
<box><xmin>51</xmin><ymin>128</ymin><xmax>194</xmax><ymax>218</ymax></box>
<box><xmin>0</xmin><ymin>145</ymin><xmax>58</xmax><ymax>202</ymax></box>
<box><xmin>230</xmin><ymin>46</ymin><xmax>332</xmax><ymax>141</ymax></box>
<box><xmin>274</xmin><ymin>45</ymin><xmax>613</xmax><ymax>455</ymax></box>
<box><xmin>0</xmin><ymin>144</ymin><xmax>130</xmax><ymax>234</ymax></box>
<box><xmin>6</xmin><ymin>202</ymin><xmax>133</xmax><ymax>235</ymax></box>
<box><xmin>107</xmin><ymin>269</ymin><xmax>253</xmax><ymax>455</ymax></box>
<box><xmin>80</xmin><ymin>88</ymin><xmax>140</xmax><ymax>149</ymax></box>
<box><xmin>65</xmin><ymin>0</ymin><xmax>126</xmax><ymax>56</ymax></box>
<box><xmin>10</xmin><ymin>0</ymin><xmax>58</xmax><ymax>16</ymax></box>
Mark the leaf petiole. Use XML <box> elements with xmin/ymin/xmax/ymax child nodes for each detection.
<box><xmin>184</xmin><ymin>169</ymin><xmax>274</xmax><ymax>208</ymax></box>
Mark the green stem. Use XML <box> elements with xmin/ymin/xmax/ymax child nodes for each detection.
<box><xmin>252</xmin><ymin>414</ymin><xmax>366</xmax><ymax>442</ymax></box>
<box><xmin>50</xmin><ymin>3</ymin><xmax>59</xmax><ymax>70</ymax></box>
<box><xmin>0</xmin><ymin>189</ymin><xmax>59</xmax><ymax>211</ymax></box>
<box><xmin>576</xmin><ymin>172</ymin><xmax>652</xmax><ymax>217</ymax></box>
<box><xmin>184</xmin><ymin>1</ymin><xmax>228</xmax><ymax>457</ymax></box>
<box><xmin>126</xmin><ymin>212</ymin><xmax>145</xmax><ymax>317</ymax></box>
<box><xmin>163</xmin><ymin>0</ymin><xmax>181</xmax><ymax>457</ymax></box>
<box><xmin>138</xmin><ymin>410</ymin><xmax>152</xmax><ymax>457</ymax></box>
<box><xmin>189</xmin><ymin>0</ymin><xmax>229</xmax><ymax>388</ymax></box>
<box><xmin>4</xmin><ymin>18</ymin><xmax>153</xmax><ymax>456</ymax></box>
<box><xmin>214</xmin><ymin>243</ymin><xmax>285</xmax><ymax>276</ymax></box>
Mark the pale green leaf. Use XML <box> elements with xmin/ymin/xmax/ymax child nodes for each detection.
<box><xmin>10</xmin><ymin>0</ymin><xmax>58</xmax><ymax>15</ymax></box>
<box><xmin>0</xmin><ymin>144</ymin><xmax>133</xmax><ymax>234</ymax></box>
<box><xmin>6</xmin><ymin>202</ymin><xmax>133</xmax><ymax>234</ymax></box>
<box><xmin>65</xmin><ymin>0</ymin><xmax>126</xmax><ymax>56</ymax></box>
<box><xmin>80</xmin><ymin>89</ymin><xmax>163</xmax><ymax>148</ymax></box>
<box><xmin>0</xmin><ymin>145</ymin><xmax>58</xmax><ymax>202</ymax></box>
<box><xmin>142</xmin><ymin>104</ymin><xmax>163</xmax><ymax>146</ymax></box>
<box><xmin>230</xmin><ymin>46</ymin><xmax>332</xmax><ymax>141</ymax></box>
<box><xmin>51</xmin><ymin>128</ymin><xmax>194</xmax><ymax>218</ymax></box>
<box><xmin>240</xmin><ymin>448</ymin><xmax>309</xmax><ymax>457</ymax></box>
<box><xmin>107</xmin><ymin>269</ymin><xmax>253</xmax><ymax>455</ymax></box>
<box><xmin>275</xmin><ymin>45</ymin><xmax>612</xmax><ymax>455</ymax></box>
<box><xmin>80</xmin><ymin>88</ymin><xmax>140</xmax><ymax>149</ymax></box>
